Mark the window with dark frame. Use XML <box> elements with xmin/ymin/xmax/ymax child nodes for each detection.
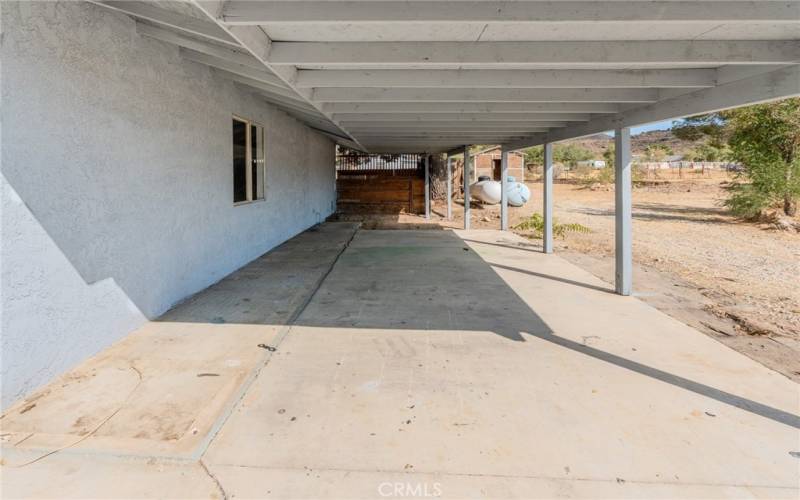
<box><xmin>232</xmin><ymin>117</ymin><xmax>265</xmax><ymax>204</ymax></box>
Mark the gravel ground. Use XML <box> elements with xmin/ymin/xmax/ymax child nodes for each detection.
<box><xmin>539</xmin><ymin>180</ymin><xmax>800</xmax><ymax>337</ymax></box>
<box><xmin>340</xmin><ymin>173</ymin><xmax>800</xmax><ymax>381</ymax></box>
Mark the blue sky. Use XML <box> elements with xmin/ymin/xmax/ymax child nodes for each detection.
<box><xmin>631</xmin><ymin>119</ymin><xmax>675</xmax><ymax>135</ymax></box>
<box><xmin>600</xmin><ymin>119</ymin><xmax>679</xmax><ymax>138</ymax></box>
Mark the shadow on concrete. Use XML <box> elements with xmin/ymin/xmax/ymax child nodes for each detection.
<box><xmin>161</xmin><ymin>225</ymin><xmax>800</xmax><ymax>430</ymax></box>
<box><xmin>157</xmin><ymin>222</ymin><xmax>361</xmax><ymax>326</ymax></box>
<box><xmin>489</xmin><ymin>262</ymin><xmax>616</xmax><ymax>295</ymax></box>
<box><xmin>527</xmin><ymin>329</ymin><xmax>800</xmax><ymax>429</ymax></box>
<box><xmin>295</xmin><ymin>229</ymin><xmax>550</xmax><ymax>342</ymax></box>
<box><xmin>460</xmin><ymin>237</ymin><xmax>543</xmax><ymax>253</ymax></box>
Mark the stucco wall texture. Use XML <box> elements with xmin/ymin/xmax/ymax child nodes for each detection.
<box><xmin>1</xmin><ymin>1</ymin><xmax>336</xmax><ymax>408</ymax></box>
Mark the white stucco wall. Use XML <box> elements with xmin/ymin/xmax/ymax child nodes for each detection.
<box><xmin>0</xmin><ymin>1</ymin><xmax>336</xmax><ymax>408</ymax></box>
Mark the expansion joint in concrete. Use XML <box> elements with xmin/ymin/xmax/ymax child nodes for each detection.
<box><xmin>192</xmin><ymin>225</ymin><xmax>360</xmax><ymax>461</ymax></box>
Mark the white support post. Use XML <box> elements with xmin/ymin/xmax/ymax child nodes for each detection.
<box><xmin>500</xmin><ymin>149</ymin><xmax>509</xmax><ymax>231</ymax></box>
<box><xmin>543</xmin><ymin>143</ymin><xmax>554</xmax><ymax>254</ymax></box>
<box><xmin>615</xmin><ymin>127</ymin><xmax>633</xmax><ymax>296</ymax></box>
<box><xmin>446</xmin><ymin>155</ymin><xmax>453</xmax><ymax>220</ymax></box>
<box><xmin>463</xmin><ymin>146</ymin><xmax>471</xmax><ymax>230</ymax></box>
<box><xmin>424</xmin><ymin>154</ymin><xmax>431</xmax><ymax>219</ymax></box>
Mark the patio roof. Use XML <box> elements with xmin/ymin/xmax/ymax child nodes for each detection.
<box><xmin>92</xmin><ymin>0</ymin><xmax>800</xmax><ymax>153</ymax></box>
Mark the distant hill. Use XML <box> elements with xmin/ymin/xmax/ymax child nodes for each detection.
<box><xmin>568</xmin><ymin>130</ymin><xmax>703</xmax><ymax>159</ymax></box>
<box><xmin>631</xmin><ymin>130</ymin><xmax>705</xmax><ymax>157</ymax></box>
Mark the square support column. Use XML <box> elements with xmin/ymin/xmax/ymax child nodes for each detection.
<box><xmin>500</xmin><ymin>149</ymin><xmax>509</xmax><ymax>231</ymax></box>
<box><xmin>615</xmin><ymin>127</ymin><xmax>633</xmax><ymax>296</ymax></box>
<box><xmin>446</xmin><ymin>155</ymin><xmax>453</xmax><ymax>220</ymax></box>
<box><xmin>463</xmin><ymin>146</ymin><xmax>471</xmax><ymax>230</ymax></box>
<box><xmin>543</xmin><ymin>143</ymin><xmax>554</xmax><ymax>254</ymax></box>
<box><xmin>424</xmin><ymin>154</ymin><xmax>431</xmax><ymax>219</ymax></box>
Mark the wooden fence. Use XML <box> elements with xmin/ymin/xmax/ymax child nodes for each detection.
<box><xmin>336</xmin><ymin>170</ymin><xmax>425</xmax><ymax>214</ymax></box>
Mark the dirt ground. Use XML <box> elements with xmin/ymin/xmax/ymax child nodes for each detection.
<box><xmin>333</xmin><ymin>173</ymin><xmax>800</xmax><ymax>382</ymax></box>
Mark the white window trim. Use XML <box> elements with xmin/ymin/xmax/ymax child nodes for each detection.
<box><xmin>233</xmin><ymin>115</ymin><xmax>266</xmax><ymax>206</ymax></box>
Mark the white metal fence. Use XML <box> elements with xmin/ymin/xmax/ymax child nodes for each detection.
<box><xmin>635</xmin><ymin>161</ymin><xmax>741</xmax><ymax>171</ymax></box>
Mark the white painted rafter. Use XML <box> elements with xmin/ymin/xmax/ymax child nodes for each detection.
<box><xmin>505</xmin><ymin>65</ymin><xmax>800</xmax><ymax>150</ymax></box>
<box><xmin>347</xmin><ymin>128</ymin><xmax>551</xmax><ymax>134</ymax></box>
<box><xmin>362</xmin><ymin>133</ymin><xmax>525</xmax><ymax>140</ymax></box>
<box><xmin>354</xmin><ymin>132</ymin><xmax>546</xmax><ymax>138</ymax></box>
<box><xmin>341</xmin><ymin>121</ymin><xmax>571</xmax><ymax>129</ymax></box>
<box><xmin>347</xmin><ymin>130</ymin><xmax>550</xmax><ymax>136</ymax></box>
<box><xmin>136</xmin><ymin>22</ymin><xmax>267</xmax><ymax>73</ymax></box>
<box><xmin>93</xmin><ymin>1</ymin><xmax>359</xmax><ymax>146</ymax></box>
<box><xmin>97</xmin><ymin>0</ymin><xmax>800</xmax><ymax>153</ymax></box>
<box><xmin>363</xmin><ymin>147</ymin><xmax>459</xmax><ymax>153</ymax></box>
<box><xmin>189</xmin><ymin>0</ymin><xmax>365</xmax><ymax>149</ymax></box>
<box><xmin>322</xmin><ymin>102</ymin><xmax>621</xmax><ymax>114</ymax></box>
<box><xmin>219</xmin><ymin>71</ymin><xmax>319</xmax><ymax>111</ymax></box>
<box><xmin>90</xmin><ymin>0</ymin><xmax>239</xmax><ymax>46</ymax></box>
<box><xmin>313</xmin><ymin>88</ymin><xmax>661</xmax><ymax>103</ymax></box>
<box><xmin>362</xmin><ymin>141</ymin><xmax>514</xmax><ymax>147</ymax></box>
<box><xmin>269</xmin><ymin>41</ymin><xmax>800</xmax><ymax>67</ymax></box>
<box><xmin>296</xmin><ymin>69</ymin><xmax>718</xmax><ymax>89</ymax></box>
<box><xmin>180</xmin><ymin>48</ymin><xmax>289</xmax><ymax>90</ymax></box>
<box><xmin>260</xmin><ymin>99</ymin><xmax>330</xmax><ymax>122</ymax></box>
<box><xmin>333</xmin><ymin>113</ymin><xmax>592</xmax><ymax>122</ymax></box>
<box><xmin>221</xmin><ymin>1</ymin><xmax>800</xmax><ymax>24</ymax></box>
<box><xmin>359</xmin><ymin>140</ymin><xmax>535</xmax><ymax>146</ymax></box>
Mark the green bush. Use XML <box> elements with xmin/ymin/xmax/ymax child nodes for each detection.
<box><xmin>579</xmin><ymin>163</ymin><xmax>645</xmax><ymax>186</ymax></box>
<box><xmin>513</xmin><ymin>213</ymin><xmax>590</xmax><ymax>237</ymax></box>
<box><xmin>595</xmin><ymin>166</ymin><xmax>615</xmax><ymax>185</ymax></box>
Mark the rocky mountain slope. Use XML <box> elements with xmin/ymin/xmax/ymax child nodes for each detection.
<box><xmin>572</xmin><ymin>130</ymin><xmax>704</xmax><ymax>158</ymax></box>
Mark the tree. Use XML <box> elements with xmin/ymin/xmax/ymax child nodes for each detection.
<box><xmin>427</xmin><ymin>153</ymin><xmax>449</xmax><ymax>200</ymax></box>
<box><xmin>686</xmin><ymin>143</ymin><xmax>728</xmax><ymax>162</ymax></box>
<box><xmin>672</xmin><ymin>98</ymin><xmax>800</xmax><ymax>217</ymax></box>
<box><xmin>524</xmin><ymin>146</ymin><xmax>543</xmax><ymax>166</ymax></box>
<box><xmin>643</xmin><ymin>144</ymin><xmax>671</xmax><ymax>162</ymax></box>
<box><xmin>554</xmin><ymin>144</ymin><xmax>593</xmax><ymax>168</ymax></box>
<box><xmin>673</xmin><ymin>114</ymin><xmax>726</xmax><ymax>144</ymax></box>
<box><xmin>523</xmin><ymin>143</ymin><xmax>594</xmax><ymax>169</ymax></box>
<box><xmin>602</xmin><ymin>144</ymin><xmax>615</xmax><ymax>166</ymax></box>
<box><xmin>723</xmin><ymin>100</ymin><xmax>800</xmax><ymax>216</ymax></box>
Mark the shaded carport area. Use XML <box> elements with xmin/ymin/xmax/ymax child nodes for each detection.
<box><xmin>3</xmin><ymin>1</ymin><xmax>800</xmax><ymax>498</ymax></box>
<box><xmin>3</xmin><ymin>224</ymin><xmax>798</xmax><ymax>498</ymax></box>
<box><xmin>93</xmin><ymin>0</ymin><xmax>800</xmax><ymax>297</ymax></box>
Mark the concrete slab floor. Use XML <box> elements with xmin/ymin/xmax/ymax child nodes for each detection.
<box><xmin>2</xmin><ymin>224</ymin><xmax>798</xmax><ymax>499</ymax></box>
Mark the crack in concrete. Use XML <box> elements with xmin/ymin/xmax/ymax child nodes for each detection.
<box><xmin>192</xmin><ymin>225</ymin><xmax>361</xmax><ymax>461</ymax></box>
<box><xmin>201</xmin><ymin>459</ymin><xmax>229</xmax><ymax>500</ymax></box>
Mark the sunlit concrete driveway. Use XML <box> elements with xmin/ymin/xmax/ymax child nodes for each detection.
<box><xmin>3</xmin><ymin>223</ymin><xmax>798</xmax><ymax>499</ymax></box>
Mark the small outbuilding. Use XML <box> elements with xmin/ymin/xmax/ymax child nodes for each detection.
<box><xmin>472</xmin><ymin>147</ymin><xmax>525</xmax><ymax>182</ymax></box>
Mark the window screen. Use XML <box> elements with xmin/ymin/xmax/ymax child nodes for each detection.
<box><xmin>232</xmin><ymin>118</ymin><xmax>265</xmax><ymax>204</ymax></box>
<box><xmin>251</xmin><ymin>124</ymin><xmax>265</xmax><ymax>200</ymax></box>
